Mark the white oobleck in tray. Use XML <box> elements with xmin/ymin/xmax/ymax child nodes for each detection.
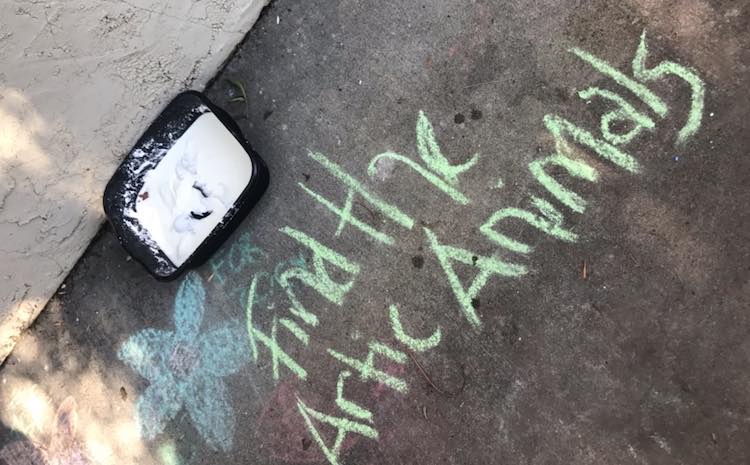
<box><xmin>131</xmin><ymin>112</ymin><xmax>253</xmax><ymax>267</ymax></box>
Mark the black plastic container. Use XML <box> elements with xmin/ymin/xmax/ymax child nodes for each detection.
<box><xmin>103</xmin><ymin>91</ymin><xmax>269</xmax><ymax>280</ymax></box>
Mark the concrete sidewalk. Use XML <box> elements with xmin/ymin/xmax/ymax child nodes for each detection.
<box><xmin>1</xmin><ymin>0</ymin><xmax>749</xmax><ymax>464</ymax></box>
<box><xmin>0</xmin><ymin>0</ymin><xmax>269</xmax><ymax>363</ymax></box>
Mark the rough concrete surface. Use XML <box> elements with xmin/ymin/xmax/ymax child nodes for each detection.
<box><xmin>0</xmin><ymin>0</ymin><xmax>269</xmax><ymax>362</ymax></box>
<box><xmin>2</xmin><ymin>0</ymin><xmax>750</xmax><ymax>464</ymax></box>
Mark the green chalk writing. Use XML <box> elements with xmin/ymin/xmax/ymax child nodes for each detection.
<box><xmin>296</xmin><ymin>396</ymin><xmax>378</xmax><ymax>465</ymax></box>
<box><xmin>278</xmin><ymin>226</ymin><xmax>361</xmax><ymax>326</ymax></box>
<box><xmin>280</xmin><ymin>317</ymin><xmax>310</xmax><ymax>345</ymax></box>
<box><xmin>528</xmin><ymin>153</ymin><xmax>599</xmax><ymax>213</ymax></box>
<box><xmin>246</xmin><ymin>275</ymin><xmax>308</xmax><ymax>381</ymax></box>
<box><xmin>480</xmin><ymin>196</ymin><xmax>578</xmax><ymax>254</ymax></box>
<box><xmin>543</xmin><ymin>114</ymin><xmax>641</xmax><ymax>173</ymax></box>
<box><xmin>632</xmin><ymin>30</ymin><xmax>705</xmax><ymax>145</ymax></box>
<box><xmin>367</xmin><ymin>111</ymin><xmax>479</xmax><ymax>205</ymax></box>
<box><xmin>328</xmin><ymin>341</ymin><xmax>408</xmax><ymax>393</ymax></box>
<box><xmin>239</xmin><ymin>252</ymin><xmax>307</xmax><ymax>312</ymax></box>
<box><xmin>572</xmin><ymin>31</ymin><xmax>706</xmax><ymax>147</ymax></box>
<box><xmin>299</xmin><ymin>184</ymin><xmax>394</xmax><ymax>244</ymax></box>
<box><xmin>253</xmin><ymin>317</ymin><xmax>307</xmax><ymax>381</ymax></box>
<box><xmin>336</xmin><ymin>370</ymin><xmax>374</xmax><ymax>422</ymax></box>
<box><xmin>578</xmin><ymin>87</ymin><xmax>656</xmax><ymax>145</ymax></box>
<box><xmin>307</xmin><ymin>151</ymin><xmax>415</xmax><ymax>236</ymax></box>
<box><xmin>388</xmin><ymin>304</ymin><xmax>442</xmax><ymax>353</ymax></box>
<box><xmin>424</xmin><ymin>227</ymin><xmax>527</xmax><ymax>329</ymax></box>
<box><xmin>416</xmin><ymin>110</ymin><xmax>479</xmax><ymax>185</ymax></box>
<box><xmin>118</xmin><ymin>34</ymin><xmax>708</xmax><ymax>458</ymax></box>
<box><xmin>569</xmin><ymin>46</ymin><xmax>668</xmax><ymax>118</ymax></box>
<box><xmin>244</xmin><ymin>276</ymin><xmax>259</xmax><ymax>365</ymax></box>
<box><xmin>368</xmin><ymin>151</ymin><xmax>471</xmax><ymax>205</ymax></box>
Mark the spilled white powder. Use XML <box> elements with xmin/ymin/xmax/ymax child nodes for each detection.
<box><xmin>132</xmin><ymin>112</ymin><xmax>253</xmax><ymax>267</ymax></box>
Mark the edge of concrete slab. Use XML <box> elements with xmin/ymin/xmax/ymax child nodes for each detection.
<box><xmin>0</xmin><ymin>0</ymin><xmax>271</xmax><ymax>364</ymax></box>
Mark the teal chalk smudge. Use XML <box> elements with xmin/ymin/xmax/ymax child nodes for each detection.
<box><xmin>118</xmin><ymin>272</ymin><xmax>249</xmax><ymax>451</ymax></box>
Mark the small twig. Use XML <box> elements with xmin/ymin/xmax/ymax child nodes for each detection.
<box><xmin>409</xmin><ymin>352</ymin><xmax>445</xmax><ymax>395</ymax></box>
<box><xmin>581</xmin><ymin>260</ymin><xmax>588</xmax><ymax>280</ymax></box>
<box><xmin>455</xmin><ymin>365</ymin><xmax>467</xmax><ymax>396</ymax></box>
<box><xmin>227</xmin><ymin>78</ymin><xmax>249</xmax><ymax>119</ymax></box>
<box><xmin>354</xmin><ymin>200</ymin><xmax>378</xmax><ymax>223</ymax></box>
<box><xmin>227</xmin><ymin>78</ymin><xmax>247</xmax><ymax>102</ymax></box>
<box><xmin>463</xmin><ymin>79</ymin><xmax>503</xmax><ymax>89</ymax></box>
<box><xmin>591</xmin><ymin>302</ymin><xmax>603</xmax><ymax>316</ymax></box>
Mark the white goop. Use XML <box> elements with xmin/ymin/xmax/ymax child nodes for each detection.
<box><xmin>133</xmin><ymin>112</ymin><xmax>253</xmax><ymax>266</ymax></box>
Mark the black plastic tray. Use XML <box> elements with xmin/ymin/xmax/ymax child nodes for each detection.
<box><xmin>103</xmin><ymin>91</ymin><xmax>269</xmax><ymax>281</ymax></box>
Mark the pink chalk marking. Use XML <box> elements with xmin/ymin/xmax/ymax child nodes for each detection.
<box><xmin>369</xmin><ymin>361</ymin><xmax>407</xmax><ymax>400</ymax></box>
<box><xmin>255</xmin><ymin>382</ymin><xmax>358</xmax><ymax>463</ymax></box>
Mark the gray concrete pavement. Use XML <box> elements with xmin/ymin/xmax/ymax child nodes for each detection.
<box><xmin>1</xmin><ymin>1</ymin><xmax>749</xmax><ymax>464</ymax></box>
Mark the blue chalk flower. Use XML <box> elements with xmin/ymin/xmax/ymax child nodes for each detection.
<box><xmin>119</xmin><ymin>272</ymin><xmax>248</xmax><ymax>451</ymax></box>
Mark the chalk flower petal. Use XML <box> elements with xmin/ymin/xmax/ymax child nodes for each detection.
<box><xmin>174</xmin><ymin>272</ymin><xmax>205</xmax><ymax>342</ymax></box>
<box><xmin>120</xmin><ymin>272</ymin><xmax>247</xmax><ymax>452</ymax></box>
<box><xmin>119</xmin><ymin>328</ymin><xmax>175</xmax><ymax>382</ymax></box>
<box><xmin>137</xmin><ymin>382</ymin><xmax>182</xmax><ymax>440</ymax></box>
<box><xmin>183</xmin><ymin>375</ymin><xmax>236</xmax><ymax>452</ymax></box>
<box><xmin>199</xmin><ymin>321</ymin><xmax>248</xmax><ymax>377</ymax></box>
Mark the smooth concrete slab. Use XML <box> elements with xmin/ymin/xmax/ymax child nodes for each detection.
<box><xmin>1</xmin><ymin>1</ymin><xmax>749</xmax><ymax>464</ymax></box>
